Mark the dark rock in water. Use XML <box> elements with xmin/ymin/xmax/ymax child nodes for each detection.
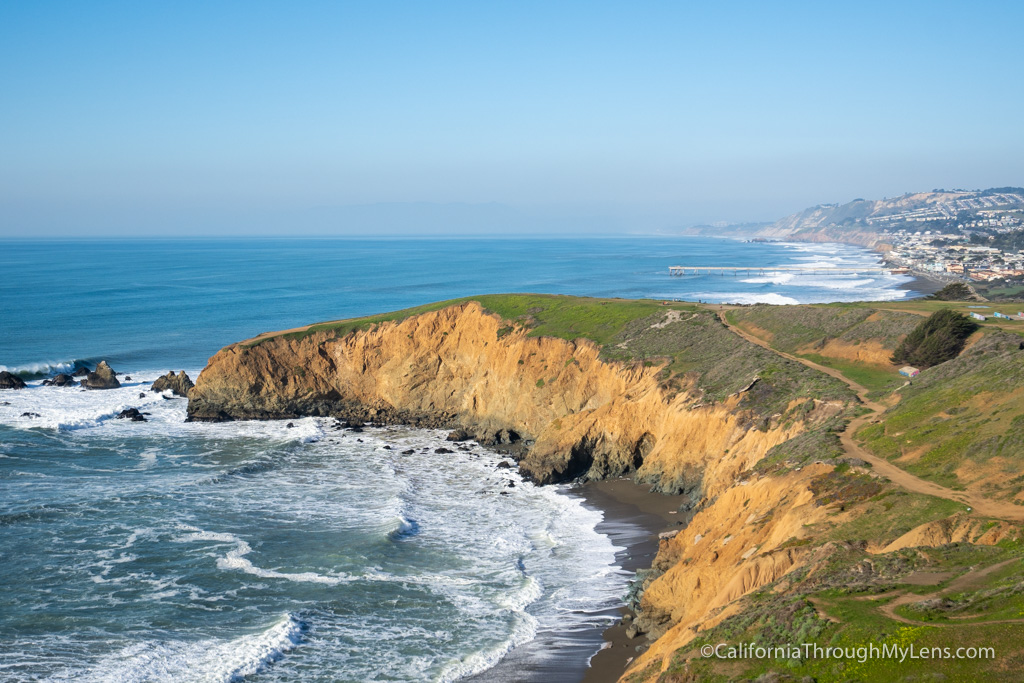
<box><xmin>286</xmin><ymin>422</ymin><xmax>295</xmax><ymax>428</ymax></box>
<box><xmin>151</xmin><ymin>371</ymin><xmax>194</xmax><ymax>397</ymax></box>
<box><xmin>341</xmin><ymin>420</ymin><xmax>365</xmax><ymax>431</ymax></box>
<box><xmin>496</xmin><ymin>460</ymin><xmax>512</xmax><ymax>469</ymax></box>
<box><xmin>0</xmin><ymin>401</ymin><xmax>10</xmax><ymax>405</ymax></box>
<box><xmin>72</xmin><ymin>366</ymin><xmax>91</xmax><ymax>377</ymax></box>
<box><xmin>43</xmin><ymin>373</ymin><xmax>76</xmax><ymax>387</ymax></box>
<box><xmin>446</xmin><ymin>428</ymin><xmax>472</xmax><ymax>442</ymax></box>
<box><xmin>21</xmin><ymin>412</ymin><xmax>40</xmax><ymax>418</ymax></box>
<box><xmin>124</xmin><ymin>376</ymin><xmax>132</xmax><ymax>381</ymax></box>
<box><xmin>401</xmin><ymin>449</ymin><xmax>415</xmax><ymax>455</ymax></box>
<box><xmin>139</xmin><ymin>393</ymin><xmax>146</xmax><ymax>398</ymax></box>
<box><xmin>116</xmin><ymin>408</ymin><xmax>146</xmax><ymax>422</ymax></box>
<box><xmin>0</xmin><ymin>371</ymin><xmax>27</xmax><ymax>390</ymax></box>
<box><xmin>434</xmin><ymin>447</ymin><xmax>454</xmax><ymax>454</ymax></box>
<box><xmin>356</xmin><ymin>438</ymin><xmax>363</xmax><ymax>443</ymax></box>
<box><xmin>382</xmin><ymin>445</ymin><xmax>392</xmax><ymax>450</ymax></box>
<box><xmin>83</xmin><ymin>361</ymin><xmax>121</xmax><ymax>390</ymax></box>
<box><xmin>506</xmin><ymin>480</ymin><xmax>516</xmax><ymax>487</ymax></box>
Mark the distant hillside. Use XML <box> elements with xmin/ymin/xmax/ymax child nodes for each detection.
<box><xmin>684</xmin><ymin>187</ymin><xmax>1024</xmax><ymax>249</ymax></box>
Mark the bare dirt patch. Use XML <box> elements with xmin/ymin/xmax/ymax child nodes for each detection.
<box><xmin>796</xmin><ymin>338</ymin><xmax>895</xmax><ymax>366</ymax></box>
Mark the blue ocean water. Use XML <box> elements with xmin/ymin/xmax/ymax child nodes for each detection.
<box><xmin>0</xmin><ymin>237</ymin><xmax>914</xmax><ymax>373</ymax></box>
<box><xmin>0</xmin><ymin>237</ymin><xmax>917</xmax><ymax>682</ymax></box>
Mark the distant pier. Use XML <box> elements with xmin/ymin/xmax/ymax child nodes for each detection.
<box><xmin>669</xmin><ymin>266</ymin><xmax>895</xmax><ymax>276</ymax></box>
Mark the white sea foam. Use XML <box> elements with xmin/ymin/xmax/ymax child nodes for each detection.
<box><xmin>176</xmin><ymin>524</ymin><xmax>356</xmax><ymax>585</ymax></box>
<box><xmin>0</xmin><ymin>371</ymin><xmax>333</xmax><ymax>447</ymax></box>
<box><xmin>436</xmin><ymin>611</ymin><xmax>540</xmax><ymax>683</ymax></box>
<box><xmin>6</xmin><ymin>419</ymin><xmax>625</xmax><ymax>682</ymax></box>
<box><xmin>60</xmin><ymin>613</ymin><xmax>305</xmax><ymax>683</ymax></box>
<box><xmin>740</xmin><ymin>273</ymin><xmax>794</xmax><ymax>285</ymax></box>
<box><xmin>713</xmin><ymin>293</ymin><xmax>802</xmax><ymax>305</ymax></box>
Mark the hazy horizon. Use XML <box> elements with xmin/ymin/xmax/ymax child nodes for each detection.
<box><xmin>2</xmin><ymin>2</ymin><xmax>1022</xmax><ymax>237</ymax></box>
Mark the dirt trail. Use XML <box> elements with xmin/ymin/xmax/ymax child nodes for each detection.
<box><xmin>866</xmin><ymin>559</ymin><xmax>1024</xmax><ymax>626</ymax></box>
<box><xmin>718</xmin><ymin>311</ymin><xmax>1024</xmax><ymax>522</ymax></box>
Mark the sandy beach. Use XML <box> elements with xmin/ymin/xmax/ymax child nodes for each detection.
<box><xmin>465</xmin><ymin>478</ymin><xmax>686</xmax><ymax>683</ymax></box>
<box><xmin>578</xmin><ymin>480</ymin><xmax>689</xmax><ymax>683</ymax></box>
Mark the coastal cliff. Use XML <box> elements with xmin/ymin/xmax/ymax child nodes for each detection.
<box><xmin>189</xmin><ymin>298</ymin><xmax>850</xmax><ymax>499</ymax></box>
<box><xmin>188</xmin><ymin>295</ymin><xmax>1024</xmax><ymax>682</ymax></box>
<box><xmin>187</xmin><ymin>295</ymin><xmax>863</xmax><ymax>678</ymax></box>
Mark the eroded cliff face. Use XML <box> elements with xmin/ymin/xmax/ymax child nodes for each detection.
<box><xmin>189</xmin><ymin>302</ymin><xmax>817</xmax><ymax>497</ymax></box>
<box><xmin>623</xmin><ymin>465</ymin><xmax>832</xmax><ymax>679</ymax></box>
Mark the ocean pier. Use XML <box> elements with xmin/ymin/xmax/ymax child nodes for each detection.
<box><xmin>668</xmin><ymin>266</ymin><xmax>894</xmax><ymax>276</ymax></box>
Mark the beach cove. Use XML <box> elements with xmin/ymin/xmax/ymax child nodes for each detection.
<box><xmin>0</xmin><ymin>237</ymin><xmax>928</xmax><ymax>682</ymax></box>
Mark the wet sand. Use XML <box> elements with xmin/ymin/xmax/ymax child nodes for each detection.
<box><xmin>469</xmin><ymin>478</ymin><xmax>687</xmax><ymax>683</ymax></box>
<box><xmin>899</xmin><ymin>271</ymin><xmax>949</xmax><ymax>297</ymax></box>
<box><xmin>578</xmin><ymin>479</ymin><xmax>689</xmax><ymax>683</ymax></box>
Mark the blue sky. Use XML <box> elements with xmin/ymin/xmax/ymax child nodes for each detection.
<box><xmin>1</xmin><ymin>1</ymin><xmax>1022</xmax><ymax>236</ymax></box>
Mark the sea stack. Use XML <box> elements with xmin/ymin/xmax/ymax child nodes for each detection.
<box><xmin>151</xmin><ymin>371</ymin><xmax>194</xmax><ymax>397</ymax></box>
<box><xmin>82</xmin><ymin>361</ymin><xmax>121</xmax><ymax>390</ymax></box>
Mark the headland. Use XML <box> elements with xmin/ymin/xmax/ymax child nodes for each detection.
<box><xmin>187</xmin><ymin>293</ymin><xmax>1024</xmax><ymax>682</ymax></box>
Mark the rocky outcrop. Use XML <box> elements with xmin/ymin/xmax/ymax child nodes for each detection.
<box><xmin>115</xmin><ymin>408</ymin><xmax>146</xmax><ymax>422</ymax></box>
<box><xmin>0</xmin><ymin>371</ymin><xmax>27</xmax><ymax>389</ymax></box>
<box><xmin>43</xmin><ymin>373</ymin><xmax>77</xmax><ymax>387</ymax></box>
<box><xmin>82</xmin><ymin>361</ymin><xmax>120</xmax><ymax>390</ymax></box>
<box><xmin>151</xmin><ymin>371</ymin><xmax>194</xmax><ymax>397</ymax></box>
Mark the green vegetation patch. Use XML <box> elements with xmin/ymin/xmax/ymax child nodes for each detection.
<box><xmin>890</xmin><ymin>309</ymin><xmax>979</xmax><ymax>369</ymax></box>
<box><xmin>799</xmin><ymin>353</ymin><xmax>902</xmax><ymax>394</ymax></box>
<box><xmin>726</xmin><ymin>303</ymin><xmax>919</xmax><ymax>354</ymax></box>
<box><xmin>245</xmin><ymin>294</ymin><xmax>690</xmax><ymax>348</ymax></box>
<box><xmin>928</xmin><ymin>281</ymin><xmax>981</xmax><ymax>302</ymax></box>
<box><xmin>754</xmin><ymin>422</ymin><xmax>845</xmax><ymax>474</ymax></box>
<box><xmin>828</xmin><ymin>491</ymin><xmax>964</xmax><ymax>546</ymax></box>
<box><xmin>649</xmin><ymin>541</ymin><xmax>1024</xmax><ymax>683</ymax></box>
<box><xmin>809</xmin><ymin>467</ymin><xmax>884</xmax><ymax>508</ymax></box>
<box><xmin>858</xmin><ymin>332</ymin><xmax>1024</xmax><ymax>494</ymax></box>
<box><xmin>603</xmin><ymin>309</ymin><xmax>855</xmax><ymax>416</ymax></box>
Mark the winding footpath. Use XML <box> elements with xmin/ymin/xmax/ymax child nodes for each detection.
<box><xmin>717</xmin><ymin>310</ymin><xmax>1024</xmax><ymax>522</ymax></box>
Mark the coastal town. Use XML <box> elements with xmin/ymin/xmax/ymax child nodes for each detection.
<box><xmin>735</xmin><ymin>187</ymin><xmax>1024</xmax><ymax>285</ymax></box>
<box><xmin>879</xmin><ymin>191</ymin><xmax>1024</xmax><ymax>282</ymax></box>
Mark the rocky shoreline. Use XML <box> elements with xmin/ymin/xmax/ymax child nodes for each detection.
<box><xmin>0</xmin><ymin>363</ymin><xmax>197</xmax><ymax>426</ymax></box>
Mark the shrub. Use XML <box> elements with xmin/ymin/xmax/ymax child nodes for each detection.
<box><xmin>928</xmin><ymin>282</ymin><xmax>978</xmax><ymax>301</ymax></box>
<box><xmin>890</xmin><ymin>309</ymin><xmax>978</xmax><ymax>369</ymax></box>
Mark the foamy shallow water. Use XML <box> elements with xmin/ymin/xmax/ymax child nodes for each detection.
<box><xmin>0</xmin><ymin>374</ymin><xmax>625</xmax><ymax>682</ymax></box>
<box><xmin>658</xmin><ymin>241</ymin><xmax>915</xmax><ymax>306</ymax></box>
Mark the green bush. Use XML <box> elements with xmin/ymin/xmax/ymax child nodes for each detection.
<box><xmin>928</xmin><ymin>282</ymin><xmax>978</xmax><ymax>301</ymax></box>
<box><xmin>890</xmin><ymin>309</ymin><xmax>978</xmax><ymax>369</ymax></box>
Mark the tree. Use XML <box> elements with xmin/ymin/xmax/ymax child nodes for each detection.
<box><xmin>890</xmin><ymin>309</ymin><xmax>979</xmax><ymax>369</ymax></box>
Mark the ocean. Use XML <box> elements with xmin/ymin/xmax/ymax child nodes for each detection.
<box><xmin>0</xmin><ymin>237</ymin><xmax>918</xmax><ymax>682</ymax></box>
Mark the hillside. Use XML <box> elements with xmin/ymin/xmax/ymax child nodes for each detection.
<box><xmin>189</xmin><ymin>295</ymin><xmax>1024</xmax><ymax>682</ymax></box>
<box><xmin>684</xmin><ymin>187</ymin><xmax>1024</xmax><ymax>249</ymax></box>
